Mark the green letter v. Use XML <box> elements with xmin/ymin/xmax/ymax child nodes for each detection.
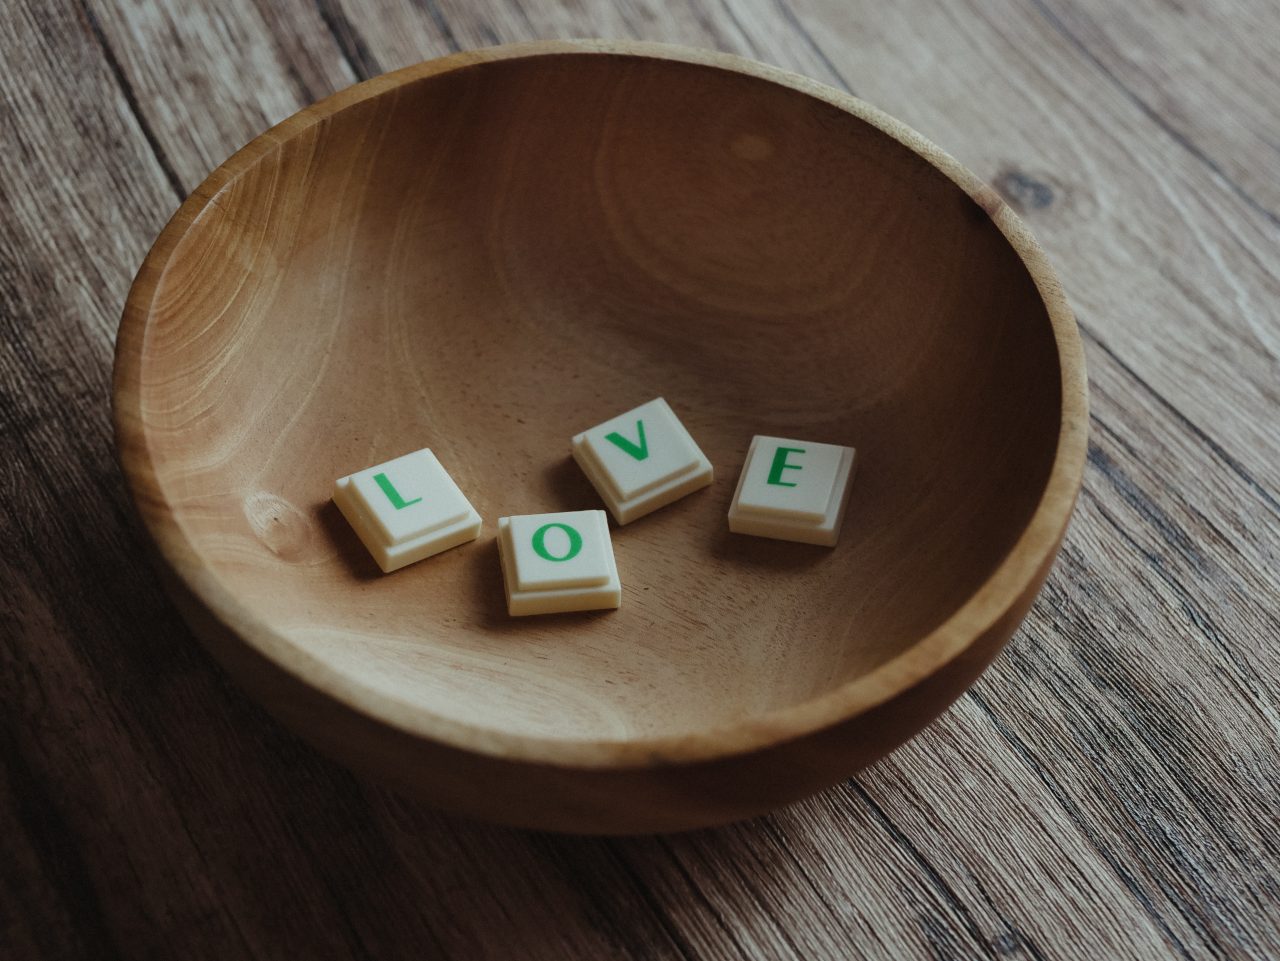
<box><xmin>605</xmin><ymin>420</ymin><xmax>649</xmax><ymax>461</ymax></box>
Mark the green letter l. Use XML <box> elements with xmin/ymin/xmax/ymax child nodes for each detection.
<box><xmin>374</xmin><ymin>472</ymin><xmax>423</xmax><ymax>509</ymax></box>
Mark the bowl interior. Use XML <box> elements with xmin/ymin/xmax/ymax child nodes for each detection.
<box><xmin>134</xmin><ymin>52</ymin><xmax>1061</xmax><ymax>743</ymax></box>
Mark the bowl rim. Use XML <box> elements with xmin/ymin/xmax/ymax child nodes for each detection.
<box><xmin>113</xmin><ymin>39</ymin><xmax>1089</xmax><ymax>769</ymax></box>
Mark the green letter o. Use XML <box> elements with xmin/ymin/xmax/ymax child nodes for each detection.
<box><xmin>531</xmin><ymin>522</ymin><xmax>583</xmax><ymax>562</ymax></box>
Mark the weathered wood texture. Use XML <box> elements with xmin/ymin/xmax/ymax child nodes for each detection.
<box><xmin>1</xmin><ymin>0</ymin><xmax>1276</xmax><ymax>958</ymax></box>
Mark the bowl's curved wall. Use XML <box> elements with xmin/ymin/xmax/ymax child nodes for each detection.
<box><xmin>115</xmin><ymin>43</ymin><xmax>1085</xmax><ymax>830</ymax></box>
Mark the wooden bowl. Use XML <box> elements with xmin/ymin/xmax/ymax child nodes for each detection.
<box><xmin>113</xmin><ymin>40</ymin><xmax>1087</xmax><ymax>833</ymax></box>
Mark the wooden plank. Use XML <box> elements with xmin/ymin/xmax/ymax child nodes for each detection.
<box><xmin>83</xmin><ymin>0</ymin><xmax>355</xmax><ymax>191</ymax></box>
<box><xmin>2</xmin><ymin>0</ymin><xmax>1278</xmax><ymax>958</ymax></box>
<box><xmin>1034</xmin><ymin>0</ymin><xmax>1280</xmax><ymax>223</ymax></box>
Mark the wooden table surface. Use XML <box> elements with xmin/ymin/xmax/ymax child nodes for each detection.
<box><xmin>3</xmin><ymin>1</ymin><xmax>1277</xmax><ymax>958</ymax></box>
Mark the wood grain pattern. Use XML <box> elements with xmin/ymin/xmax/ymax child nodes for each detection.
<box><xmin>112</xmin><ymin>41</ymin><xmax>1084</xmax><ymax>832</ymax></box>
<box><xmin>2</xmin><ymin>0</ymin><xmax>1277</xmax><ymax>956</ymax></box>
